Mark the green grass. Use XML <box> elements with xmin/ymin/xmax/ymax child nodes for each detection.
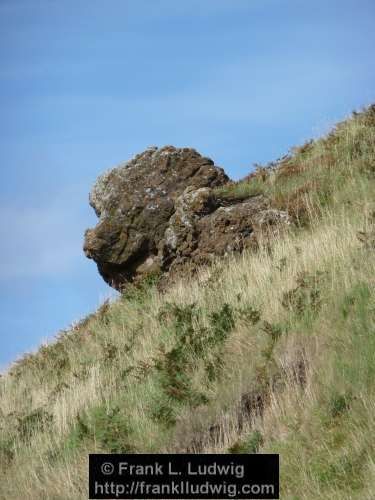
<box><xmin>214</xmin><ymin>106</ymin><xmax>375</xmax><ymax>226</ymax></box>
<box><xmin>1</xmin><ymin>104</ymin><xmax>375</xmax><ymax>499</ymax></box>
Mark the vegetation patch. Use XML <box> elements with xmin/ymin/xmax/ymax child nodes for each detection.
<box><xmin>228</xmin><ymin>429</ymin><xmax>263</xmax><ymax>454</ymax></box>
<box><xmin>66</xmin><ymin>403</ymin><xmax>135</xmax><ymax>454</ymax></box>
<box><xmin>152</xmin><ymin>302</ymin><xmax>236</xmax><ymax>426</ymax></box>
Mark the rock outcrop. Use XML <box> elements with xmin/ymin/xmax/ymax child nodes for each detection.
<box><xmin>84</xmin><ymin>146</ymin><xmax>290</xmax><ymax>289</ymax></box>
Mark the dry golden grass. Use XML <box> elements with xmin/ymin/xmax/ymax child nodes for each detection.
<box><xmin>1</xmin><ymin>105</ymin><xmax>375</xmax><ymax>499</ymax></box>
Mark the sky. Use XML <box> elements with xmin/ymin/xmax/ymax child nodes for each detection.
<box><xmin>1</xmin><ymin>0</ymin><xmax>374</xmax><ymax>370</ymax></box>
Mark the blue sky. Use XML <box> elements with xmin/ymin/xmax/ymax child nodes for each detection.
<box><xmin>1</xmin><ymin>0</ymin><xmax>374</xmax><ymax>369</ymax></box>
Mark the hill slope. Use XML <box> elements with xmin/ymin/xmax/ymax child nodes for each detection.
<box><xmin>1</xmin><ymin>105</ymin><xmax>375</xmax><ymax>499</ymax></box>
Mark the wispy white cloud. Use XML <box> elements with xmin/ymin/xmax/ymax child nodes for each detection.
<box><xmin>32</xmin><ymin>54</ymin><xmax>365</xmax><ymax>126</ymax></box>
<box><xmin>0</xmin><ymin>184</ymin><xmax>91</xmax><ymax>281</ymax></box>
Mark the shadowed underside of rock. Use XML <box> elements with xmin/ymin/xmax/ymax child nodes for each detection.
<box><xmin>83</xmin><ymin>145</ymin><xmax>289</xmax><ymax>290</ymax></box>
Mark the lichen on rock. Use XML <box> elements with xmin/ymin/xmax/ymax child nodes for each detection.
<box><xmin>83</xmin><ymin>145</ymin><xmax>290</xmax><ymax>289</ymax></box>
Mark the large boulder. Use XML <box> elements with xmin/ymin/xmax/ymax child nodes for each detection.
<box><xmin>83</xmin><ymin>146</ymin><xmax>290</xmax><ymax>289</ymax></box>
<box><xmin>83</xmin><ymin>146</ymin><xmax>229</xmax><ymax>289</ymax></box>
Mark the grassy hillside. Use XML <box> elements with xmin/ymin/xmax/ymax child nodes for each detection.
<box><xmin>1</xmin><ymin>105</ymin><xmax>375</xmax><ymax>499</ymax></box>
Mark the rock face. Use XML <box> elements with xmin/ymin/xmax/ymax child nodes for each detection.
<box><xmin>84</xmin><ymin>146</ymin><xmax>290</xmax><ymax>289</ymax></box>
